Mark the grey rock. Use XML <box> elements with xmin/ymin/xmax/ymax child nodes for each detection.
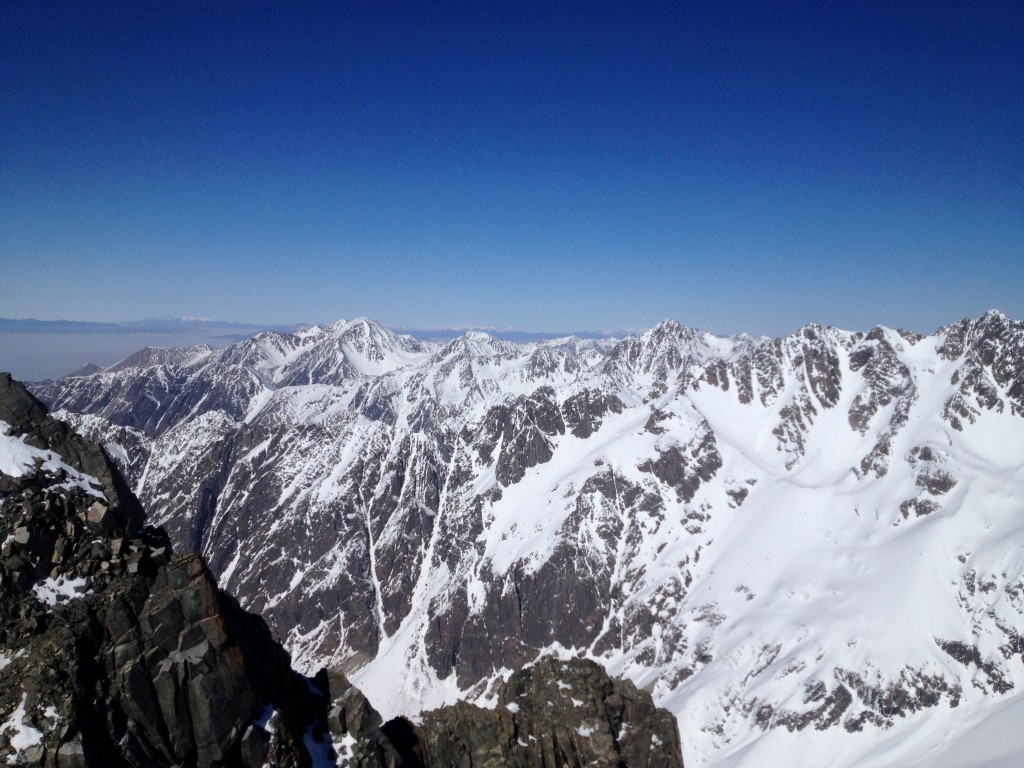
<box><xmin>56</xmin><ymin>737</ymin><xmax>87</xmax><ymax>768</ymax></box>
<box><xmin>417</xmin><ymin>657</ymin><xmax>684</xmax><ymax>768</ymax></box>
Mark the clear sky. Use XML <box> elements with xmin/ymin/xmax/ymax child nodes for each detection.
<box><xmin>2</xmin><ymin>1</ymin><xmax>1021</xmax><ymax>338</ymax></box>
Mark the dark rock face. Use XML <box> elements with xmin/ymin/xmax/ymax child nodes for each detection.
<box><xmin>637</xmin><ymin>428</ymin><xmax>722</xmax><ymax>504</ymax></box>
<box><xmin>436</xmin><ymin>553</ymin><xmax>613</xmax><ymax>687</ymax></box>
<box><xmin>319</xmin><ymin>659</ymin><xmax>685</xmax><ymax>768</ymax></box>
<box><xmin>797</xmin><ymin>327</ymin><xmax>843</xmax><ymax>409</ymax></box>
<box><xmin>0</xmin><ymin>377</ymin><xmax>319</xmax><ymax>767</ymax></box>
<box><xmin>940</xmin><ymin>311</ymin><xmax>1024</xmax><ymax>426</ymax></box>
<box><xmin>480</xmin><ymin>389</ymin><xmax>566</xmax><ymax>487</ymax></box>
<box><xmin>106</xmin><ymin>556</ymin><xmax>310</xmax><ymax>766</ymax></box>
<box><xmin>895</xmin><ymin>444</ymin><xmax>958</xmax><ymax>521</ymax></box>
<box><xmin>562</xmin><ymin>390</ymin><xmax>624</xmax><ymax>439</ymax></box>
<box><xmin>936</xmin><ymin>639</ymin><xmax>1014</xmax><ymax>695</ymax></box>
<box><xmin>847</xmin><ymin>331</ymin><xmax>915</xmax><ymax>438</ymax></box>
<box><xmin>418</xmin><ymin>658</ymin><xmax>683</xmax><ymax>768</ymax></box>
<box><xmin>745</xmin><ymin>663</ymin><xmax>962</xmax><ymax>736</ymax></box>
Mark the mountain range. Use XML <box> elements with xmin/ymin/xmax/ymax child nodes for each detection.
<box><xmin>27</xmin><ymin>310</ymin><xmax>1024</xmax><ymax>768</ymax></box>
<box><xmin>0</xmin><ymin>372</ymin><xmax>682</xmax><ymax>767</ymax></box>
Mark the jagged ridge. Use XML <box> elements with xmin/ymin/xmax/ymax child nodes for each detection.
<box><xmin>29</xmin><ymin>311</ymin><xmax>1024</xmax><ymax>768</ymax></box>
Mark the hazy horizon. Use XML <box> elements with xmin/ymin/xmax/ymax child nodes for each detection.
<box><xmin>2</xmin><ymin>307</ymin><xmax>1018</xmax><ymax>383</ymax></box>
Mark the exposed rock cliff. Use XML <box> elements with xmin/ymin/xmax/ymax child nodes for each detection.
<box><xmin>417</xmin><ymin>657</ymin><xmax>682</xmax><ymax>768</ymax></box>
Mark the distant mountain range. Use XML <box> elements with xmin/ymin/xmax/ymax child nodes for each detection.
<box><xmin>0</xmin><ymin>317</ymin><xmax>627</xmax><ymax>382</ymax></box>
<box><xmin>26</xmin><ymin>310</ymin><xmax>1024</xmax><ymax>768</ymax></box>
<box><xmin>0</xmin><ymin>316</ymin><xmax>623</xmax><ymax>342</ymax></box>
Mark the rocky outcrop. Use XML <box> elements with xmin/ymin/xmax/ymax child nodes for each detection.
<box><xmin>417</xmin><ymin>658</ymin><xmax>682</xmax><ymax>768</ymax></box>
<box><xmin>561</xmin><ymin>389</ymin><xmax>624</xmax><ymax>439</ymax></box>
<box><xmin>0</xmin><ymin>377</ymin><xmax>321</xmax><ymax>767</ymax></box>
<box><xmin>637</xmin><ymin>429</ymin><xmax>722</xmax><ymax>504</ymax></box>
<box><xmin>0</xmin><ymin>373</ymin><xmax>143</xmax><ymax>534</ymax></box>
<box><xmin>314</xmin><ymin>658</ymin><xmax>685</xmax><ymax>768</ymax></box>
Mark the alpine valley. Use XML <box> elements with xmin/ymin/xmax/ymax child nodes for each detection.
<box><xmin>28</xmin><ymin>310</ymin><xmax>1024</xmax><ymax>768</ymax></box>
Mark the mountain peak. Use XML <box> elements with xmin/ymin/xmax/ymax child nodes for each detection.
<box><xmin>652</xmin><ymin>318</ymin><xmax>683</xmax><ymax>331</ymax></box>
<box><xmin>979</xmin><ymin>308</ymin><xmax>1008</xmax><ymax>323</ymax></box>
<box><xmin>334</xmin><ymin>315</ymin><xmax>381</xmax><ymax>332</ymax></box>
<box><xmin>439</xmin><ymin>330</ymin><xmax>521</xmax><ymax>358</ymax></box>
<box><xmin>63</xmin><ymin>362</ymin><xmax>102</xmax><ymax>378</ymax></box>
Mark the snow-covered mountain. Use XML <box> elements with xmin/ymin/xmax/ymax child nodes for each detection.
<box><xmin>0</xmin><ymin>372</ymin><xmax>682</xmax><ymax>768</ymax></box>
<box><xmin>30</xmin><ymin>311</ymin><xmax>1024</xmax><ymax>767</ymax></box>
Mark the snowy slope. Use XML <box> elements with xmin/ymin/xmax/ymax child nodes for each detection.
<box><xmin>30</xmin><ymin>310</ymin><xmax>1024</xmax><ymax>768</ymax></box>
<box><xmin>0</xmin><ymin>419</ymin><xmax>104</xmax><ymax>498</ymax></box>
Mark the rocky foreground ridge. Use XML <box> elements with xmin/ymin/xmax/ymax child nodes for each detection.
<box><xmin>0</xmin><ymin>372</ymin><xmax>683</xmax><ymax>767</ymax></box>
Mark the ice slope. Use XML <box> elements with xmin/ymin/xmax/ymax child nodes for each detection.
<box><xmin>30</xmin><ymin>310</ymin><xmax>1024</xmax><ymax>768</ymax></box>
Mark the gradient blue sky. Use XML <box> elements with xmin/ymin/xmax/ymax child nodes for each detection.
<box><xmin>2</xmin><ymin>1</ymin><xmax>1021</xmax><ymax>337</ymax></box>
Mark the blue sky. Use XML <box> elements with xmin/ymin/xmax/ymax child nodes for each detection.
<box><xmin>1</xmin><ymin>1</ymin><xmax>1021</xmax><ymax>337</ymax></box>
